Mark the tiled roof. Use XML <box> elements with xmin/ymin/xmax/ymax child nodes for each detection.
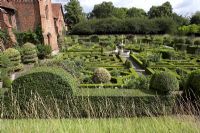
<box><xmin>0</xmin><ymin>0</ymin><xmax>16</xmax><ymax>10</ymax></box>
<box><xmin>52</xmin><ymin>3</ymin><xmax>63</xmax><ymax>19</ymax></box>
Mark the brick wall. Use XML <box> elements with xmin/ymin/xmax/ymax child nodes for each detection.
<box><xmin>12</xmin><ymin>0</ymin><xmax>41</xmax><ymax>31</ymax></box>
<box><xmin>39</xmin><ymin>0</ymin><xmax>58</xmax><ymax>50</ymax></box>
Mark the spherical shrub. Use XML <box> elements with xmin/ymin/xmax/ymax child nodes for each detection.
<box><xmin>3</xmin><ymin>48</ymin><xmax>21</xmax><ymax>65</ymax></box>
<box><xmin>186</xmin><ymin>69</ymin><xmax>200</xmax><ymax>98</ymax></box>
<box><xmin>150</xmin><ymin>72</ymin><xmax>179</xmax><ymax>94</ymax></box>
<box><xmin>12</xmin><ymin>67</ymin><xmax>77</xmax><ymax>99</ymax></box>
<box><xmin>93</xmin><ymin>68</ymin><xmax>111</xmax><ymax>83</ymax></box>
<box><xmin>22</xmin><ymin>42</ymin><xmax>38</xmax><ymax>64</ymax></box>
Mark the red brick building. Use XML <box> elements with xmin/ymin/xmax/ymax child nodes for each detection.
<box><xmin>0</xmin><ymin>0</ymin><xmax>65</xmax><ymax>51</ymax></box>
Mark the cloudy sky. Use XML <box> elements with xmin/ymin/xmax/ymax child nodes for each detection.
<box><xmin>53</xmin><ymin>0</ymin><xmax>200</xmax><ymax>16</ymax></box>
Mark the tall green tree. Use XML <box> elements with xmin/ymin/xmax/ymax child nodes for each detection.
<box><xmin>191</xmin><ymin>12</ymin><xmax>200</xmax><ymax>24</ymax></box>
<box><xmin>172</xmin><ymin>13</ymin><xmax>189</xmax><ymax>26</ymax></box>
<box><xmin>148</xmin><ymin>1</ymin><xmax>173</xmax><ymax>18</ymax></box>
<box><xmin>64</xmin><ymin>0</ymin><xmax>85</xmax><ymax>28</ymax></box>
<box><xmin>127</xmin><ymin>7</ymin><xmax>147</xmax><ymax>18</ymax></box>
<box><xmin>91</xmin><ymin>2</ymin><xmax>115</xmax><ymax>18</ymax></box>
<box><xmin>112</xmin><ymin>7</ymin><xmax>128</xmax><ymax>19</ymax></box>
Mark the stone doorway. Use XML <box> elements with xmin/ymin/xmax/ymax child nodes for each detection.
<box><xmin>47</xmin><ymin>33</ymin><xmax>51</xmax><ymax>45</ymax></box>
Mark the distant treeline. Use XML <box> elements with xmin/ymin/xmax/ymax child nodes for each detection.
<box><xmin>71</xmin><ymin>17</ymin><xmax>177</xmax><ymax>35</ymax></box>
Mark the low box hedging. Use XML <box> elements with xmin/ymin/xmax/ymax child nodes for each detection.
<box><xmin>129</xmin><ymin>68</ymin><xmax>139</xmax><ymax>78</ymax></box>
<box><xmin>79</xmin><ymin>84</ymin><xmax>125</xmax><ymax>89</ymax></box>
<box><xmin>130</xmin><ymin>54</ymin><xmax>143</xmax><ymax>68</ymax></box>
<box><xmin>145</xmin><ymin>67</ymin><xmax>155</xmax><ymax>75</ymax></box>
<box><xmin>187</xmin><ymin>46</ymin><xmax>200</xmax><ymax>54</ymax></box>
<box><xmin>12</xmin><ymin>67</ymin><xmax>77</xmax><ymax>99</ymax></box>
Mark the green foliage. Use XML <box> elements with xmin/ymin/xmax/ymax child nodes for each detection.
<box><xmin>185</xmin><ymin>38</ymin><xmax>193</xmax><ymax>45</ymax></box>
<box><xmin>12</xmin><ymin>67</ymin><xmax>77</xmax><ymax>99</ymax></box>
<box><xmin>91</xmin><ymin>2</ymin><xmax>115</xmax><ymax>18</ymax></box>
<box><xmin>57</xmin><ymin>36</ymin><xmax>66</xmax><ymax>51</ymax></box>
<box><xmin>15</xmin><ymin>26</ymin><xmax>43</xmax><ymax>46</ymax></box>
<box><xmin>37</xmin><ymin>44</ymin><xmax>52</xmax><ymax>59</ymax></box>
<box><xmin>125</xmin><ymin>60</ymin><xmax>132</xmax><ymax>68</ymax></box>
<box><xmin>153</xmin><ymin>37</ymin><xmax>163</xmax><ymax>45</ymax></box>
<box><xmin>173</xmin><ymin>37</ymin><xmax>187</xmax><ymax>45</ymax></box>
<box><xmin>3</xmin><ymin>48</ymin><xmax>22</xmax><ymax>71</ymax></box>
<box><xmin>2</xmin><ymin>76</ymin><xmax>12</xmax><ymax>88</ymax></box>
<box><xmin>127</xmin><ymin>76</ymin><xmax>149</xmax><ymax>90</ymax></box>
<box><xmin>93</xmin><ymin>68</ymin><xmax>111</xmax><ymax>83</ymax></box>
<box><xmin>186</xmin><ymin>69</ymin><xmax>200</xmax><ymax>98</ymax></box>
<box><xmin>64</xmin><ymin>0</ymin><xmax>85</xmax><ymax>28</ymax></box>
<box><xmin>0</xmin><ymin>53</ymin><xmax>11</xmax><ymax>68</ymax></box>
<box><xmin>172</xmin><ymin>13</ymin><xmax>189</xmax><ymax>26</ymax></box>
<box><xmin>0</xmin><ymin>29</ymin><xmax>11</xmax><ymax>47</ymax></box>
<box><xmin>194</xmin><ymin>39</ymin><xmax>200</xmax><ymax>47</ymax></box>
<box><xmin>159</xmin><ymin>50</ymin><xmax>175</xmax><ymax>60</ymax></box>
<box><xmin>163</xmin><ymin>36</ymin><xmax>173</xmax><ymax>46</ymax></box>
<box><xmin>112</xmin><ymin>7</ymin><xmax>127</xmax><ymax>19</ymax></box>
<box><xmin>150</xmin><ymin>72</ymin><xmax>179</xmax><ymax>94</ymax></box>
<box><xmin>22</xmin><ymin>42</ymin><xmax>38</xmax><ymax>64</ymax></box>
<box><xmin>72</xmin><ymin>17</ymin><xmax>177</xmax><ymax>34</ymax></box>
<box><xmin>178</xmin><ymin>24</ymin><xmax>200</xmax><ymax>35</ymax></box>
<box><xmin>0</xmin><ymin>68</ymin><xmax>11</xmax><ymax>88</ymax></box>
<box><xmin>148</xmin><ymin>2</ymin><xmax>173</xmax><ymax>18</ymax></box>
<box><xmin>127</xmin><ymin>7</ymin><xmax>146</xmax><ymax>18</ymax></box>
<box><xmin>110</xmin><ymin>68</ymin><xmax>120</xmax><ymax>77</ymax></box>
<box><xmin>148</xmin><ymin>53</ymin><xmax>162</xmax><ymax>62</ymax></box>
<box><xmin>90</xmin><ymin>35</ymin><xmax>99</xmax><ymax>43</ymax></box>
<box><xmin>190</xmin><ymin>11</ymin><xmax>200</xmax><ymax>24</ymax></box>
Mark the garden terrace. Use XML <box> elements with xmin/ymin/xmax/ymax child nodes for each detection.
<box><xmin>58</xmin><ymin>52</ymin><xmax>139</xmax><ymax>89</ymax></box>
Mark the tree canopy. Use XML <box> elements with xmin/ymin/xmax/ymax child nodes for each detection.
<box><xmin>191</xmin><ymin>12</ymin><xmax>200</xmax><ymax>24</ymax></box>
<box><xmin>148</xmin><ymin>2</ymin><xmax>173</xmax><ymax>18</ymax></box>
<box><xmin>64</xmin><ymin>0</ymin><xmax>85</xmax><ymax>28</ymax></box>
<box><xmin>127</xmin><ymin>7</ymin><xmax>147</xmax><ymax>18</ymax></box>
<box><xmin>91</xmin><ymin>2</ymin><xmax>115</xmax><ymax>18</ymax></box>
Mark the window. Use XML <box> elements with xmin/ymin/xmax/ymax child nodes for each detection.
<box><xmin>45</xmin><ymin>5</ymin><xmax>49</xmax><ymax>20</ymax></box>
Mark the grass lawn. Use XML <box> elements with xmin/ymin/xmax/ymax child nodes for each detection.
<box><xmin>0</xmin><ymin>116</ymin><xmax>199</xmax><ymax>133</ymax></box>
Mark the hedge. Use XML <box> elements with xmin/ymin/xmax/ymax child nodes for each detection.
<box><xmin>145</xmin><ymin>67</ymin><xmax>155</xmax><ymax>75</ymax></box>
<box><xmin>12</xmin><ymin>67</ymin><xmax>77</xmax><ymax>100</ymax></box>
<box><xmin>130</xmin><ymin>54</ymin><xmax>143</xmax><ymax>67</ymax></box>
<box><xmin>0</xmin><ymin>94</ymin><xmax>176</xmax><ymax>118</ymax></box>
<box><xmin>185</xmin><ymin>69</ymin><xmax>200</xmax><ymax>98</ymax></box>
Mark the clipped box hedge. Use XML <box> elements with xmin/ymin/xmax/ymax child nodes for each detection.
<box><xmin>130</xmin><ymin>54</ymin><xmax>143</xmax><ymax>68</ymax></box>
<box><xmin>12</xmin><ymin>67</ymin><xmax>77</xmax><ymax>99</ymax></box>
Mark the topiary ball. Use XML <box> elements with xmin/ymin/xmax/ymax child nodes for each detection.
<box><xmin>22</xmin><ymin>42</ymin><xmax>38</xmax><ymax>64</ymax></box>
<box><xmin>93</xmin><ymin>68</ymin><xmax>111</xmax><ymax>83</ymax></box>
<box><xmin>150</xmin><ymin>71</ymin><xmax>179</xmax><ymax>94</ymax></box>
<box><xmin>186</xmin><ymin>69</ymin><xmax>200</xmax><ymax>98</ymax></box>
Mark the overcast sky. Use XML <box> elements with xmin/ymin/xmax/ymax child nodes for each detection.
<box><xmin>52</xmin><ymin>0</ymin><xmax>200</xmax><ymax>16</ymax></box>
